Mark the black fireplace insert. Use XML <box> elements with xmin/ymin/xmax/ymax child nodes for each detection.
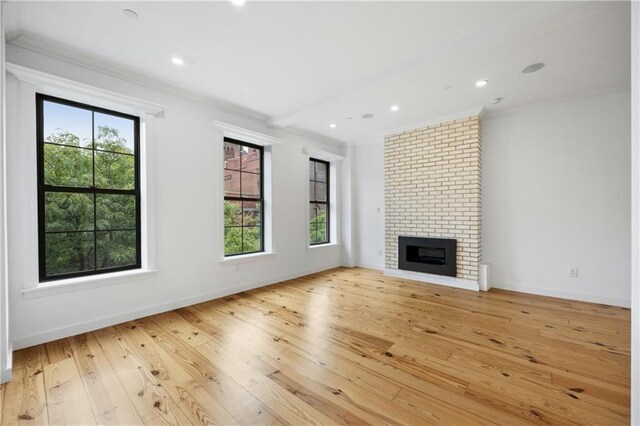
<box><xmin>398</xmin><ymin>236</ymin><xmax>456</xmax><ymax>277</ymax></box>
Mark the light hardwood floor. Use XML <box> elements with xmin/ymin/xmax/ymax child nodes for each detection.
<box><xmin>0</xmin><ymin>267</ymin><xmax>630</xmax><ymax>425</ymax></box>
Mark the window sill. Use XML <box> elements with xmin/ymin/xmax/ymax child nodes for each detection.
<box><xmin>220</xmin><ymin>252</ymin><xmax>276</xmax><ymax>266</ymax></box>
<box><xmin>22</xmin><ymin>269</ymin><xmax>157</xmax><ymax>299</ymax></box>
<box><xmin>307</xmin><ymin>242</ymin><xmax>339</xmax><ymax>251</ymax></box>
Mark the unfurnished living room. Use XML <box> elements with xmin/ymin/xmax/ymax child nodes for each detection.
<box><xmin>0</xmin><ymin>1</ymin><xmax>639</xmax><ymax>425</ymax></box>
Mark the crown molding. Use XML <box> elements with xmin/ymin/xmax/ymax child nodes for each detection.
<box><xmin>481</xmin><ymin>84</ymin><xmax>630</xmax><ymax>121</ymax></box>
<box><xmin>302</xmin><ymin>146</ymin><xmax>345</xmax><ymax>163</ymax></box>
<box><xmin>213</xmin><ymin>120</ymin><xmax>281</xmax><ymax>146</ymax></box>
<box><xmin>7</xmin><ymin>33</ymin><xmax>270</xmax><ymax>123</ymax></box>
<box><xmin>6</xmin><ymin>62</ymin><xmax>166</xmax><ymax>117</ymax></box>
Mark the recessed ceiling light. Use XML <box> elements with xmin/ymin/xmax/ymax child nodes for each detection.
<box><xmin>522</xmin><ymin>62</ymin><xmax>545</xmax><ymax>74</ymax></box>
<box><xmin>346</xmin><ymin>117</ymin><xmax>353</xmax><ymax>120</ymax></box>
<box><xmin>230</xmin><ymin>0</ymin><xmax>246</xmax><ymax>6</ymax></box>
<box><xmin>390</xmin><ymin>105</ymin><xmax>399</xmax><ymax>112</ymax></box>
<box><xmin>489</xmin><ymin>97</ymin><xmax>502</xmax><ymax>105</ymax></box>
<box><xmin>171</xmin><ymin>56</ymin><xmax>185</xmax><ymax>66</ymax></box>
<box><xmin>362</xmin><ymin>113</ymin><xmax>374</xmax><ymax>119</ymax></box>
<box><xmin>329</xmin><ymin>123</ymin><xmax>336</xmax><ymax>129</ymax></box>
<box><xmin>444</xmin><ymin>85</ymin><xmax>452</xmax><ymax>90</ymax></box>
<box><xmin>123</xmin><ymin>9</ymin><xmax>138</xmax><ymax>19</ymax></box>
<box><xmin>475</xmin><ymin>80</ymin><xmax>488</xmax><ymax>88</ymax></box>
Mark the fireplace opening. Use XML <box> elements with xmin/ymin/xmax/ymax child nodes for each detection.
<box><xmin>407</xmin><ymin>246</ymin><xmax>446</xmax><ymax>265</ymax></box>
<box><xmin>398</xmin><ymin>236</ymin><xmax>456</xmax><ymax>277</ymax></box>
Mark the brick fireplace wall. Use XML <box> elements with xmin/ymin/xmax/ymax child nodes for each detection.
<box><xmin>384</xmin><ymin>115</ymin><xmax>482</xmax><ymax>281</ymax></box>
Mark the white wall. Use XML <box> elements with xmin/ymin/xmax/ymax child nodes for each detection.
<box><xmin>5</xmin><ymin>45</ymin><xmax>348</xmax><ymax>349</ymax></box>
<box><xmin>352</xmin><ymin>91</ymin><xmax>631</xmax><ymax>308</ymax></box>
<box><xmin>353</xmin><ymin>140</ymin><xmax>385</xmax><ymax>269</ymax></box>
<box><xmin>483</xmin><ymin>90</ymin><xmax>631</xmax><ymax>307</ymax></box>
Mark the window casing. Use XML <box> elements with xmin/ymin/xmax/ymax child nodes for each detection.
<box><xmin>36</xmin><ymin>94</ymin><xmax>141</xmax><ymax>282</ymax></box>
<box><xmin>223</xmin><ymin>137</ymin><xmax>264</xmax><ymax>256</ymax></box>
<box><xmin>309</xmin><ymin>158</ymin><xmax>330</xmax><ymax>245</ymax></box>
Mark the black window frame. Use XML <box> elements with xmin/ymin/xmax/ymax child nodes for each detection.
<box><xmin>309</xmin><ymin>158</ymin><xmax>330</xmax><ymax>246</ymax></box>
<box><xmin>223</xmin><ymin>137</ymin><xmax>265</xmax><ymax>256</ymax></box>
<box><xmin>36</xmin><ymin>93</ymin><xmax>142</xmax><ymax>282</ymax></box>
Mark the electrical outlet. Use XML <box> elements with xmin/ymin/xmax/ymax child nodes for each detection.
<box><xmin>569</xmin><ymin>267</ymin><xmax>579</xmax><ymax>278</ymax></box>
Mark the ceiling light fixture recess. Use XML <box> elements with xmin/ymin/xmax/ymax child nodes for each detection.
<box><xmin>521</xmin><ymin>62</ymin><xmax>545</xmax><ymax>74</ymax></box>
<box><xmin>123</xmin><ymin>9</ymin><xmax>138</xmax><ymax>18</ymax></box>
<box><xmin>329</xmin><ymin>123</ymin><xmax>336</xmax><ymax>129</ymax></box>
<box><xmin>230</xmin><ymin>0</ymin><xmax>246</xmax><ymax>6</ymax></box>
<box><xmin>475</xmin><ymin>80</ymin><xmax>488</xmax><ymax>88</ymax></box>
<box><xmin>390</xmin><ymin>105</ymin><xmax>399</xmax><ymax>112</ymax></box>
<box><xmin>489</xmin><ymin>97</ymin><xmax>502</xmax><ymax>105</ymax></box>
<box><xmin>171</xmin><ymin>56</ymin><xmax>185</xmax><ymax>66</ymax></box>
<box><xmin>362</xmin><ymin>113</ymin><xmax>374</xmax><ymax>119</ymax></box>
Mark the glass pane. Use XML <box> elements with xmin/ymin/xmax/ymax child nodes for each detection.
<box><xmin>241</xmin><ymin>146</ymin><xmax>261</xmax><ymax>173</ymax></box>
<box><xmin>223</xmin><ymin>142</ymin><xmax>241</xmax><ymax>170</ymax></box>
<box><xmin>44</xmin><ymin>144</ymin><xmax>93</xmax><ymax>187</ymax></box>
<box><xmin>242</xmin><ymin>201</ymin><xmax>261</xmax><ymax>226</ymax></box>
<box><xmin>224</xmin><ymin>227</ymin><xmax>242</xmax><ymax>255</ymax></box>
<box><xmin>94</xmin><ymin>113</ymin><xmax>135</xmax><ymax>154</ymax></box>
<box><xmin>224</xmin><ymin>200</ymin><xmax>242</xmax><ymax>226</ymax></box>
<box><xmin>43</xmin><ymin>101</ymin><xmax>92</xmax><ymax>148</ymax></box>
<box><xmin>315</xmin><ymin>161</ymin><xmax>328</xmax><ymax>183</ymax></box>
<box><xmin>309</xmin><ymin>181</ymin><xmax>315</xmax><ymax>201</ymax></box>
<box><xmin>96</xmin><ymin>230</ymin><xmax>137</xmax><ymax>269</ymax></box>
<box><xmin>224</xmin><ymin>170</ymin><xmax>240</xmax><ymax>197</ymax></box>
<box><xmin>310</xmin><ymin>223</ymin><xmax>322</xmax><ymax>245</ymax></box>
<box><xmin>310</xmin><ymin>203</ymin><xmax>327</xmax><ymax>224</ymax></box>
<box><xmin>243</xmin><ymin>226</ymin><xmax>261</xmax><ymax>253</ymax></box>
<box><xmin>97</xmin><ymin>194</ymin><xmax>136</xmax><ymax>230</ymax></box>
<box><xmin>45</xmin><ymin>231</ymin><xmax>95</xmax><ymax>276</ymax></box>
<box><xmin>316</xmin><ymin>222</ymin><xmax>327</xmax><ymax>243</ymax></box>
<box><xmin>45</xmin><ymin>192</ymin><xmax>94</xmax><ymax>232</ymax></box>
<box><xmin>314</xmin><ymin>182</ymin><xmax>327</xmax><ymax>202</ymax></box>
<box><xmin>241</xmin><ymin>172</ymin><xmax>260</xmax><ymax>198</ymax></box>
<box><xmin>95</xmin><ymin>150</ymin><xmax>135</xmax><ymax>190</ymax></box>
<box><xmin>309</xmin><ymin>161</ymin><xmax>316</xmax><ymax>180</ymax></box>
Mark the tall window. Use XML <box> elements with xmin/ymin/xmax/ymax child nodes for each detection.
<box><xmin>223</xmin><ymin>138</ymin><xmax>263</xmax><ymax>256</ymax></box>
<box><xmin>37</xmin><ymin>94</ymin><xmax>141</xmax><ymax>281</ymax></box>
<box><xmin>309</xmin><ymin>158</ymin><xmax>329</xmax><ymax>245</ymax></box>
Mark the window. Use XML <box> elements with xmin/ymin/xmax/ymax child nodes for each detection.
<box><xmin>223</xmin><ymin>137</ymin><xmax>263</xmax><ymax>256</ymax></box>
<box><xmin>309</xmin><ymin>158</ymin><xmax>330</xmax><ymax>245</ymax></box>
<box><xmin>36</xmin><ymin>94</ymin><xmax>141</xmax><ymax>281</ymax></box>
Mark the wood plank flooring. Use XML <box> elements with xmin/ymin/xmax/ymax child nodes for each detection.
<box><xmin>0</xmin><ymin>267</ymin><xmax>630</xmax><ymax>425</ymax></box>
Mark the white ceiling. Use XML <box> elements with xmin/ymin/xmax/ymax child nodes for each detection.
<box><xmin>4</xmin><ymin>1</ymin><xmax>630</xmax><ymax>144</ymax></box>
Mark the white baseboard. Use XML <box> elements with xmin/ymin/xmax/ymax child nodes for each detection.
<box><xmin>12</xmin><ymin>263</ymin><xmax>340</xmax><ymax>350</ymax></box>
<box><xmin>355</xmin><ymin>262</ymin><xmax>384</xmax><ymax>271</ymax></box>
<box><xmin>384</xmin><ymin>268</ymin><xmax>479</xmax><ymax>291</ymax></box>
<box><xmin>1</xmin><ymin>341</ymin><xmax>12</xmax><ymax>384</ymax></box>
<box><xmin>491</xmin><ymin>281</ymin><xmax>631</xmax><ymax>308</ymax></box>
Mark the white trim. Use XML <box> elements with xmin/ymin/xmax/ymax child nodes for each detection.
<box><xmin>307</xmin><ymin>242</ymin><xmax>340</xmax><ymax>251</ymax></box>
<box><xmin>213</xmin><ymin>120</ymin><xmax>281</xmax><ymax>147</ymax></box>
<box><xmin>214</xmin><ymin>122</ymin><xmax>275</xmax><ymax>261</ymax></box>
<box><xmin>384</xmin><ymin>268</ymin><xmax>479</xmax><ymax>292</ymax></box>
<box><xmin>21</xmin><ymin>270</ymin><xmax>157</xmax><ymax>299</ymax></box>
<box><xmin>7</xmin><ymin>70</ymin><xmax>158</xmax><ymax>296</ymax></box>
<box><xmin>303</xmin><ymin>146</ymin><xmax>345</xmax><ymax>163</ymax></box>
<box><xmin>354</xmin><ymin>263</ymin><xmax>384</xmax><ymax>271</ymax></box>
<box><xmin>0</xmin><ymin>2</ymin><xmax>11</xmax><ymax>385</ymax></box>
<box><xmin>492</xmin><ymin>281</ymin><xmax>630</xmax><ymax>309</ymax></box>
<box><xmin>219</xmin><ymin>252</ymin><xmax>276</xmax><ymax>266</ymax></box>
<box><xmin>6</xmin><ymin>62</ymin><xmax>165</xmax><ymax>118</ymax></box>
<box><xmin>631</xmin><ymin>1</ymin><xmax>640</xmax><ymax>423</ymax></box>
<box><xmin>384</xmin><ymin>109</ymin><xmax>482</xmax><ymax>139</ymax></box>
<box><xmin>11</xmin><ymin>263</ymin><xmax>339</xmax><ymax>350</ymax></box>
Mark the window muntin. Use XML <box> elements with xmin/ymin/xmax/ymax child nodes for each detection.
<box><xmin>37</xmin><ymin>94</ymin><xmax>141</xmax><ymax>281</ymax></box>
<box><xmin>223</xmin><ymin>138</ymin><xmax>264</xmax><ymax>256</ymax></box>
<box><xmin>309</xmin><ymin>158</ymin><xmax>330</xmax><ymax>245</ymax></box>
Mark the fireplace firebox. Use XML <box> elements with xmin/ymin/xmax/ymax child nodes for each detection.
<box><xmin>398</xmin><ymin>236</ymin><xmax>456</xmax><ymax>277</ymax></box>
